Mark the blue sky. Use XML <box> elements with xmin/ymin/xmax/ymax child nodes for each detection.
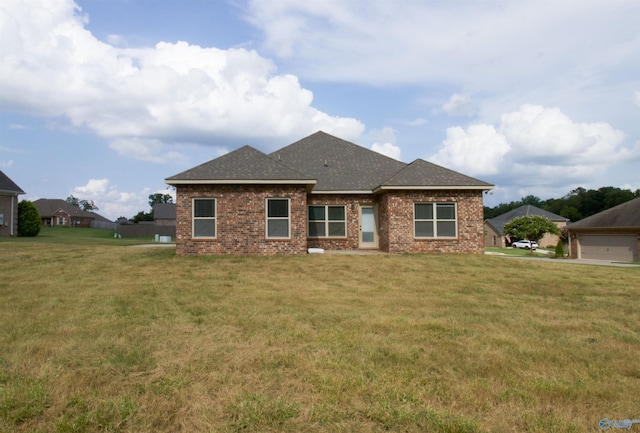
<box><xmin>1</xmin><ymin>0</ymin><xmax>639</xmax><ymax>220</ymax></box>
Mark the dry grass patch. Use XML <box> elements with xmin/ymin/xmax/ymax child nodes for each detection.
<box><xmin>1</xmin><ymin>240</ymin><xmax>638</xmax><ymax>432</ymax></box>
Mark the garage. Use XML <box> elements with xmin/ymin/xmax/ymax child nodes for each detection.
<box><xmin>568</xmin><ymin>197</ymin><xmax>640</xmax><ymax>263</ymax></box>
<box><xmin>579</xmin><ymin>235</ymin><xmax>638</xmax><ymax>262</ymax></box>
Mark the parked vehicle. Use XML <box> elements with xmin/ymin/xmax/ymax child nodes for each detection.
<box><xmin>512</xmin><ymin>240</ymin><xmax>538</xmax><ymax>250</ymax></box>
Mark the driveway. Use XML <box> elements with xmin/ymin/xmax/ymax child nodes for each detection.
<box><xmin>487</xmin><ymin>252</ymin><xmax>640</xmax><ymax>268</ymax></box>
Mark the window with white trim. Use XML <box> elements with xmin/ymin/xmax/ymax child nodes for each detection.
<box><xmin>308</xmin><ymin>205</ymin><xmax>346</xmax><ymax>238</ymax></box>
<box><xmin>193</xmin><ymin>198</ymin><xmax>216</xmax><ymax>238</ymax></box>
<box><xmin>414</xmin><ymin>203</ymin><xmax>457</xmax><ymax>238</ymax></box>
<box><xmin>266</xmin><ymin>198</ymin><xmax>290</xmax><ymax>238</ymax></box>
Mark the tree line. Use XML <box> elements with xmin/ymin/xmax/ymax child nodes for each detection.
<box><xmin>484</xmin><ymin>186</ymin><xmax>640</xmax><ymax>221</ymax></box>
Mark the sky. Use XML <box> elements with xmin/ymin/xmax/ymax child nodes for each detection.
<box><xmin>1</xmin><ymin>0</ymin><xmax>639</xmax><ymax>221</ymax></box>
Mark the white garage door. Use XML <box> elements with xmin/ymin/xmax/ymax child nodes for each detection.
<box><xmin>579</xmin><ymin>235</ymin><xmax>638</xmax><ymax>262</ymax></box>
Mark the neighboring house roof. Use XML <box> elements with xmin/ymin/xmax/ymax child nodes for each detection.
<box><xmin>0</xmin><ymin>170</ymin><xmax>25</xmax><ymax>194</ymax></box>
<box><xmin>153</xmin><ymin>203</ymin><xmax>176</xmax><ymax>219</ymax></box>
<box><xmin>33</xmin><ymin>198</ymin><xmax>110</xmax><ymax>221</ymax></box>
<box><xmin>166</xmin><ymin>145</ymin><xmax>316</xmax><ymax>186</ymax></box>
<box><xmin>485</xmin><ymin>205</ymin><xmax>568</xmax><ymax>235</ymax></box>
<box><xmin>568</xmin><ymin>197</ymin><xmax>640</xmax><ymax>230</ymax></box>
<box><xmin>166</xmin><ymin>131</ymin><xmax>494</xmax><ymax>193</ymax></box>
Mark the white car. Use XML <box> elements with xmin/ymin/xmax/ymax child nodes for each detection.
<box><xmin>512</xmin><ymin>240</ymin><xmax>538</xmax><ymax>250</ymax></box>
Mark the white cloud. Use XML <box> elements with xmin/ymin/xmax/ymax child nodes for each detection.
<box><xmin>371</xmin><ymin>142</ymin><xmax>401</xmax><ymax>161</ymax></box>
<box><xmin>429</xmin><ymin>104</ymin><xmax>639</xmax><ymax>184</ymax></box>
<box><xmin>70</xmin><ymin>178</ymin><xmax>174</xmax><ymax>220</ymax></box>
<box><xmin>0</xmin><ymin>0</ymin><xmax>364</xmax><ymax>162</ymax></box>
<box><xmin>0</xmin><ymin>160</ymin><xmax>14</xmax><ymax>168</ymax></box>
<box><xmin>367</xmin><ymin>127</ymin><xmax>401</xmax><ymax>160</ymax></box>
<box><xmin>442</xmin><ymin>93</ymin><xmax>473</xmax><ymax>117</ymax></box>
<box><xmin>431</xmin><ymin>124</ymin><xmax>510</xmax><ymax>176</ymax></box>
<box><xmin>246</xmin><ymin>0</ymin><xmax>639</xmax><ymax>91</ymax></box>
<box><xmin>635</xmin><ymin>91</ymin><xmax>640</xmax><ymax>107</ymax></box>
<box><xmin>109</xmin><ymin>138</ymin><xmax>189</xmax><ymax>164</ymax></box>
<box><xmin>404</xmin><ymin>118</ymin><xmax>428</xmax><ymax>127</ymax></box>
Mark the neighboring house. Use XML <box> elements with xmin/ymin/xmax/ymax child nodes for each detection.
<box><xmin>0</xmin><ymin>170</ymin><xmax>25</xmax><ymax>237</ymax></box>
<box><xmin>33</xmin><ymin>198</ymin><xmax>111</xmax><ymax>228</ymax></box>
<box><xmin>165</xmin><ymin>131</ymin><xmax>494</xmax><ymax>256</ymax></box>
<box><xmin>568</xmin><ymin>197</ymin><xmax>640</xmax><ymax>262</ymax></box>
<box><xmin>153</xmin><ymin>203</ymin><xmax>176</xmax><ymax>226</ymax></box>
<box><xmin>484</xmin><ymin>205</ymin><xmax>569</xmax><ymax>248</ymax></box>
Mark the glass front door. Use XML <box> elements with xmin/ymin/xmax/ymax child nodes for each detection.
<box><xmin>359</xmin><ymin>205</ymin><xmax>378</xmax><ymax>249</ymax></box>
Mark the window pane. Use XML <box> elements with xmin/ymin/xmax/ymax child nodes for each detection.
<box><xmin>436</xmin><ymin>203</ymin><xmax>455</xmax><ymax>219</ymax></box>
<box><xmin>415</xmin><ymin>221</ymin><xmax>434</xmax><ymax>237</ymax></box>
<box><xmin>415</xmin><ymin>203</ymin><xmax>433</xmax><ymax>220</ymax></box>
<box><xmin>328</xmin><ymin>206</ymin><xmax>345</xmax><ymax>221</ymax></box>
<box><xmin>309</xmin><ymin>206</ymin><xmax>325</xmax><ymax>221</ymax></box>
<box><xmin>194</xmin><ymin>219</ymin><xmax>215</xmax><ymax>237</ymax></box>
<box><xmin>268</xmin><ymin>219</ymin><xmax>289</xmax><ymax>237</ymax></box>
<box><xmin>328</xmin><ymin>221</ymin><xmax>345</xmax><ymax>237</ymax></box>
<box><xmin>194</xmin><ymin>199</ymin><xmax>215</xmax><ymax>217</ymax></box>
<box><xmin>437</xmin><ymin>221</ymin><xmax>456</xmax><ymax>237</ymax></box>
<box><xmin>309</xmin><ymin>221</ymin><xmax>325</xmax><ymax>237</ymax></box>
<box><xmin>268</xmin><ymin>199</ymin><xmax>288</xmax><ymax>217</ymax></box>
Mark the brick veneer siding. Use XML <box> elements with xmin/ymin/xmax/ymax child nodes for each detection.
<box><xmin>0</xmin><ymin>194</ymin><xmax>18</xmax><ymax>237</ymax></box>
<box><xmin>175</xmin><ymin>184</ymin><xmax>308</xmax><ymax>255</ymax></box>
<box><xmin>307</xmin><ymin>194</ymin><xmax>380</xmax><ymax>251</ymax></box>
<box><xmin>384</xmin><ymin>190</ymin><xmax>485</xmax><ymax>254</ymax></box>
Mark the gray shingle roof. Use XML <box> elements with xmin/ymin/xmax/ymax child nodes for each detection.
<box><xmin>271</xmin><ymin>131</ymin><xmax>407</xmax><ymax>192</ymax></box>
<box><xmin>379</xmin><ymin>158</ymin><xmax>493</xmax><ymax>190</ymax></box>
<box><xmin>33</xmin><ymin>198</ymin><xmax>104</xmax><ymax>220</ymax></box>
<box><xmin>166</xmin><ymin>131</ymin><xmax>494</xmax><ymax>193</ymax></box>
<box><xmin>166</xmin><ymin>145</ymin><xmax>316</xmax><ymax>185</ymax></box>
<box><xmin>485</xmin><ymin>205</ymin><xmax>568</xmax><ymax>234</ymax></box>
<box><xmin>0</xmin><ymin>170</ymin><xmax>25</xmax><ymax>194</ymax></box>
<box><xmin>153</xmin><ymin>203</ymin><xmax>176</xmax><ymax>219</ymax></box>
<box><xmin>569</xmin><ymin>197</ymin><xmax>640</xmax><ymax>229</ymax></box>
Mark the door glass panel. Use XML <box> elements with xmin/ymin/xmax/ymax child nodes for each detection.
<box><xmin>361</xmin><ymin>207</ymin><xmax>374</xmax><ymax>242</ymax></box>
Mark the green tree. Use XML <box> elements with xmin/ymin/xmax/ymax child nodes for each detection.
<box><xmin>148</xmin><ymin>193</ymin><xmax>173</xmax><ymax>208</ymax></box>
<box><xmin>17</xmin><ymin>200</ymin><xmax>41</xmax><ymax>237</ymax></box>
<box><xmin>66</xmin><ymin>195</ymin><xmax>99</xmax><ymax>211</ymax></box>
<box><xmin>504</xmin><ymin>215</ymin><xmax>561</xmax><ymax>254</ymax></box>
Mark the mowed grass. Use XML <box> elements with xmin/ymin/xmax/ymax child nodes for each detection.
<box><xmin>1</xmin><ymin>230</ymin><xmax>639</xmax><ymax>432</ymax></box>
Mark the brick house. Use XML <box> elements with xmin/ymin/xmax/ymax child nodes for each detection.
<box><xmin>165</xmin><ymin>131</ymin><xmax>494</xmax><ymax>255</ymax></box>
<box><xmin>484</xmin><ymin>205</ymin><xmax>569</xmax><ymax>248</ymax></box>
<box><xmin>0</xmin><ymin>170</ymin><xmax>25</xmax><ymax>237</ymax></box>
<box><xmin>33</xmin><ymin>199</ymin><xmax>110</xmax><ymax>228</ymax></box>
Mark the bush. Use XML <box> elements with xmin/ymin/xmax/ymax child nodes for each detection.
<box><xmin>17</xmin><ymin>200</ymin><xmax>41</xmax><ymax>237</ymax></box>
<box><xmin>554</xmin><ymin>239</ymin><xmax>564</xmax><ymax>258</ymax></box>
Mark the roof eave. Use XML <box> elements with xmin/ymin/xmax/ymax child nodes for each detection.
<box><xmin>569</xmin><ymin>226</ymin><xmax>640</xmax><ymax>232</ymax></box>
<box><xmin>166</xmin><ymin>179</ymin><xmax>316</xmax><ymax>186</ymax></box>
<box><xmin>374</xmin><ymin>185</ymin><xmax>494</xmax><ymax>193</ymax></box>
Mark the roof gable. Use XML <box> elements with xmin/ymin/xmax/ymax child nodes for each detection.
<box><xmin>485</xmin><ymin>205</ymin><xmax>568</xmax><ymax>234</ymax></box>
<box><xmin>379</xmin><ymin>158</ymin><xmax>493</xmax><ymax>190</ymax></box>
<box><xmin>166</xmin><ymin>145</ymin><xmax>315</xmax><ymax>185</ymax></box>
<box><xmin>569</xmin><ymin>197</ymin><xmax>640</xmax><ymax>229</ymax></box>
<box><xmin>270</xmin><ymin>131</ymin><xmax>406</xmax><ymax>192</ymax></box>
<box><xmin>0</xmin><ymin>170</ymin><xmax>25</xmax><ymax>194</ymax></box>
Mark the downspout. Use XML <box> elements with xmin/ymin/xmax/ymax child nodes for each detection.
<box><xmin>10</xmin><ymin>193</ymin><xmax>16</xmax><ymax>236</ymax></box>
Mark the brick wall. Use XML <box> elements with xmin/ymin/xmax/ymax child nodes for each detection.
<box><xmin>0</xmin><ymin>195</ymin><xmax>18</xmax><ymax>237</ymax></box>
<box><xmin>306</xmin><ymin>194</ymin><xmax>378</xmax><ymax>251</ymax></box>
<box><xmin>384</xmin><ymin>190</ymin><xmax>485</xmax><ymax>254</ymax></box>
<box><xmin>175</xmin><ymin>184</ymin><xmax>308</xmax><ymax>255</ymax></box>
